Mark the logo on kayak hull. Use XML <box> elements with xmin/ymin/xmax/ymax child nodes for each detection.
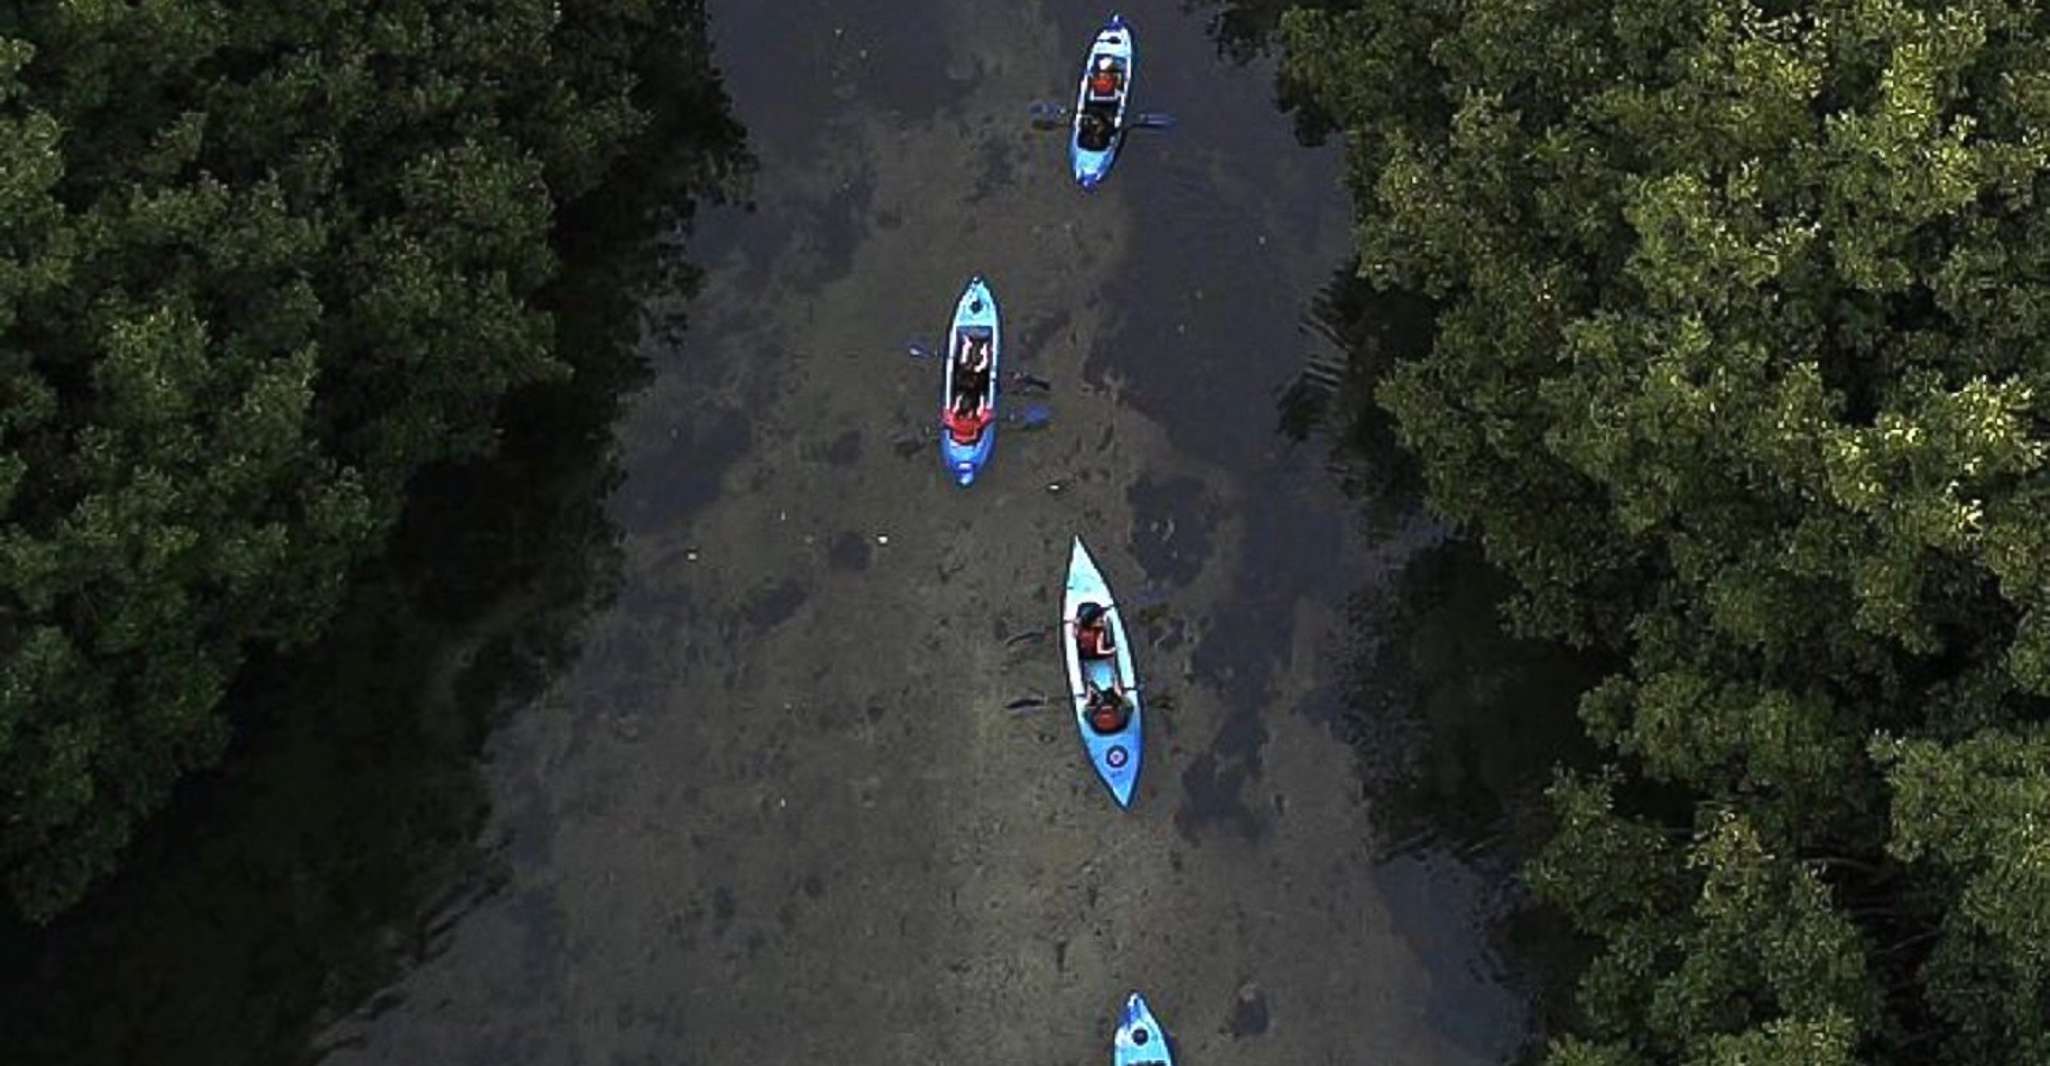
<box><xmin>1106</xmin><ymin>745</ymin><xmax>1128</xmax><ymax>769</ymax></box>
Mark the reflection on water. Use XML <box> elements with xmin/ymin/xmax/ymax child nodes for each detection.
<box><xmin>1279</xmin><ymin>261</ymin><xmax>1434</xmax><ymax>533</ymax></box>
<box><xmin>1181</xmin><ymin>0</ymin><xmax>1351</xmax><ymax>144</ymax></box>
<box><xmin>1290</xmin><ymin>263</ymin><xmax>1613</xmax><ymax>1058</ymax></box>
<box><xmin>1349</xmin><ymin>540</ymin><xmax>1607</xmax><ymax>861</ymax></box>
<box><xmin>0</xmin><ymin>23</ymin><xmax>749</xmax><ymax>1066</ymax></box>
<box><xmin>1347</xmin><ymin>539</ymin><xmax>1610</xmax><ymax>1061</ymax></box>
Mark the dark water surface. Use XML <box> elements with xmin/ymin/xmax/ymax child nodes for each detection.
<box><xmin>323</xmin><ymin>3</ymin><xmax>1538</xmax><ymax>1063</ymax></box>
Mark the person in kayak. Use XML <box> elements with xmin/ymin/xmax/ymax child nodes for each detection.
<box><xmin>1088</xmin><ymin>56</ymin><xmax>1120</xmax><ymax>98</ymax></box>
<box><xmin>952</xmin><ymin>333</ymin><xmax>992</xmax><ymax>407</ymax></box>
<box><xmin>943</xmin><ymin>400</ymin><xmax>989</xmax><ymax>444</ymax></box>
<box><xmin>1078</xmin><ymin>108</ymin><xmax>1115</xmax><ymax>152</ymax></box>
<box><xmin>1075</xmin><ymin>602</ymin><xmax>1117</xmax><ymax>659</ymax></box>
<box><xmin>1086</xmin><ymin>681</ymin><xmax>1130</xmax><ymax>735</ymax></box>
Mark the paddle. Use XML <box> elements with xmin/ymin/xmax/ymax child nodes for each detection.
<box><xmin>1027</xmin><ymin>101</ymin><xmax>1069</xmax><ymax>130</ymax></box>
<box><xmin>911</xmin><ymin>345</ymin><xmax>1049</xmax><ymax>388</ymax></box>
<box><xmin>1029</xmin><ymin>100</ymin><xmax>1173</xmax><ymax>134</ymax></box>
<box><xmin>894</xmin><ymin>405</ymin><xmax>1050</xmax><ymax>452</ymax></box>
<box><xmin>1006</xmin><ymin>404</ymin><xmax>1053</xmax><ymax>430</ymax></box>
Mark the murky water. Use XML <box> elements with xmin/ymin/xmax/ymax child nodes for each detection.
<box><xmin>322</xmin><ymin>3</ymin><xmax>1530</xmax><ymax>1063</ymax></box>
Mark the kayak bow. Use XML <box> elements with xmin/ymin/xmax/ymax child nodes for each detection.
<box><xmin>1114</xmin><ymin>991</ymin><xmax>1176</xmax><ymax>1066</ymax></box>
<box><xmin>1063</xmin><ymin>536</ymin><xmax>1143</xmax><ymax>808</ymax></box>
<box><xmin>1069</xmin><ymin>14</ymin><xmax>1134</xmax><ymax>189</ymax></box>
<box><xmin>939</xmin><ymin>276</ymin><xmax>1000</xmax><ymax>486</ymax></box>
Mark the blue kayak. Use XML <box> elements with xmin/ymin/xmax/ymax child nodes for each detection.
<box><xmin>1069</xmin><ymin>14</ymin><xmax>1135</xmax><ymax>189</ymax></box>
<box><xmin>1063</xmin><ymin>536</ymin><xmax>1143</xmax><ymax>808</ymax></box>
<box><xmin>939</xmin><ymin>276</ymin><xmax>1000</xmax><ymax>486</ymax></box>
<box><xmin>1114</xmin><ymin>992</ymin><xmax>1175</xmax><ymax>1066</ymax></box>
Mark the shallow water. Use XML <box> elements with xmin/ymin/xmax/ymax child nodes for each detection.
<box><xmin>322</xmin><ymin>2</ymin><xmax>1532</xmax><ymax>1062</ymax></box>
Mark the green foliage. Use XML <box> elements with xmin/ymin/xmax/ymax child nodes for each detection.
<box><xmin>0</xmin><ymin>0</ymin><xmax>746</xmax><ymax>921</ymax></box>
<box><xmin>1529</xmin><ymin>772</ymin><xmax>1876</xmax><ymax>1064</ymax></box>
<box><xmin>1877</xmin><ymin>728</ymin><xmax>2050</xmax><ymax>1061</ymax></box>
<box><xmin>1266</xmin><ymin>0</ymin><xmax>2050</xmax><ymax>1060</ymax></box>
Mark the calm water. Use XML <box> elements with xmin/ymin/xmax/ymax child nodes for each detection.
<box><xmin>323</xmin><ymin>2</ymin><xmax>1531</xmax><ymax>1062</ymax></box>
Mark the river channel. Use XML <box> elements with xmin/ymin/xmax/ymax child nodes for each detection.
<box><xmin>326</xmin><ymin>2</ymin><xmax>1530</xmax><ymax>1062</ymax></box>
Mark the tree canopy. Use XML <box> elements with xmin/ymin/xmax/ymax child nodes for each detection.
<box><xmin>0</xmin><ymin>0</ymin><xmax>744</xmax><ymax>922</ymax></box>
<box><xmin>1267</xmin><ymin>0</ymin><xmax>2050</xmax><ymax>1060</ymax></box>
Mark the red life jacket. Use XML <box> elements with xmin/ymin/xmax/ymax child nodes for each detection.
<box><xmin>944</xmin><ymin>407</ymin><xmax>985</xmax><ymax>444</ymax></box>
<box><xmin>1090</xmin><ymin>71</ymin><xmax>1118</xmax><ymax>96</ymax></box>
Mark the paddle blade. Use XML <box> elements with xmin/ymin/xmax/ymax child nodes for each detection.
<box><xmin>1028</xmin><ymin>100</ymin><xmax>1069</xmax><ymax>129</ymax></box>
<box><xmin>905</xmin><ymin>341</ymin><xmax>935</xmax><ymax>360</ymax></box>
<box><xmin>1131</xmin><ymin>111</ymin><xmax>1176</xmax><ymax>130</ymax></box>
<box><xmin>1012</xmin><ymin>404</ymin><xmax>1053</xmax><ymax>430</ymax></box>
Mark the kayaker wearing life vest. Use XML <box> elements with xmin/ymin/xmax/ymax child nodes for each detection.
<box><xmin>1088</xmin><ymin>56</ymin><xmax>1119</xmax><ymax>97</ymax></box>
<box><xmin>1087</xmin><ymin>681</ymin><xmax>1130</xmax><ymax>734</ymax></box>
<box><xmin>943</xmin><ymin>400</ymin><xmax>989</xmax><ymax>444</ymax></box>
<box><xmin>945</xmin><ymin>334</ymin><xmax>993</xmax><ymax>443</ymax></box>
<box><xmin>1075</xmin><ymin>602</ymin><xmax>1116</xmax><ymax>658</ymax></box>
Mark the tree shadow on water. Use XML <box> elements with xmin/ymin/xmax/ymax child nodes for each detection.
<box><xmin>0</xmin><ymin>27</ymin><xmax>749</xmax><ymax>1066</ymax></box>
<box><xmin>1286</xmin><ymin>261</ymin><xmax>1610</xmax><ymax>1060</ymax></box>
<box><xmin>1277</xmin><ymin>258</ymin><xmax>1432</xmax><ymax>534</ymax></box>
<box><xmin>1182</xmin><ymin>0</ymin><xmax>1354</xmax><ymax>145</ymax></box>
<box><xmin>1347</xmin><ymin>543</ymin><xmax>1599</xmax><ymax>855</ymax></box>
<box><xmin>1344</xmin><ymin>539</ymin><xmax>1609</xmax><ymax>1061</ymax></box>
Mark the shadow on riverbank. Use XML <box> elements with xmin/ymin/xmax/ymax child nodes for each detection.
<box><xmin>0</xmin><ymin>26</ymin><xmax>749</xmax><ymax>1066</ymax></box>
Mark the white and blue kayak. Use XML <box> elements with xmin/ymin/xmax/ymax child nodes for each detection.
<box><xmin>1114</xmin><ymin>992</ymin><xmax>1175</xmax><ymax>1066</ymax></box>
<box><xmin>1063</xmin><ymin>536</ymin><xmax>1143</xmax><ymax>808</ymax></box>
<box><xmin>1069</xmin><ymin>14</ymin><xmax>1134</xmax><ymax>189</ymax></box>
<box><xmin>939</xmin><ymin>275</ymin><xmax>1000</xmax><ymax>486</ymax></box>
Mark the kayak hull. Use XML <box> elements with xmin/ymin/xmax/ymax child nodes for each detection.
<box><xmin>1069</xmin><ymin>15</ymin><xmax>1134</xmax><ymax>189</ymax></box>
<box><xmin>940</xmin><ymin>276</ymin><xmax>1000</xmax><ymax>486</ymax></box>
<box><xmin>1063</xmin><ymin>536</ymin><xmax>1143</xmax><ymax>808</ymax></box>
<box><xmin>1114</xmin><ymin>992</ymin><xmax>1176</xmax><ymax>1066</ymax></box>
